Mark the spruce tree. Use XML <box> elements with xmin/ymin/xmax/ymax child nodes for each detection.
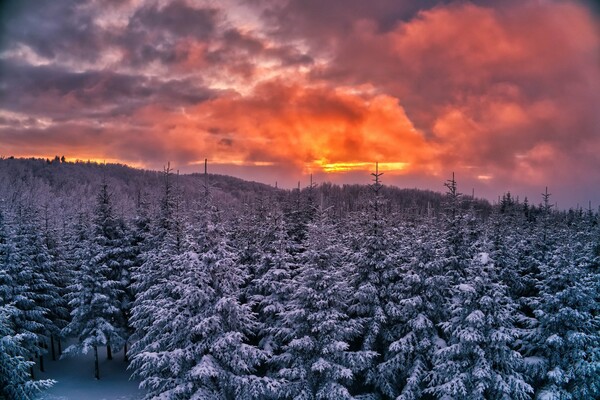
<box><xmin>346</xmin><ymin>163</ymin><xmax>395</xmax><ymax>397</ymax></box>
<box><xmin>0</xmin><ymin>304</ymin><xmax>54</xmax><ymax>399</ymax></box>
<box><xmin>40</xmin><ymin>204</ymin><xmax>70</xmax><ymax>361</ymax></box>
<box><xmin>376</xmin><ymin>223</ymin><xmax>444</xmax><ymax>400</ymax></box>
<box><xmin>426</xmin><ymin>249</ymin><xmax>532</xmax><ymax>399</ymax></box>
<box><xmin>184</xmin><ymin>202</ymin><xmax>270</xmax><ymax>398</ymax></box>
<box><xmin>131</xmin><ymin>175</ymin><xmax>270</xmax><ymax>399</ymax></box>
<box><xmin>8</xmin><ymin>205</ymin><xmax>55</xmax><ymax>376</ymax></box>
<box><xmin>129</xmin><ymin>165</ymin><xmax>182</xmax><ymax>386</ymax></box>
<box><xmin>247</xmin><ymin>209</ymin><xmax>295</xmax><ymax>359</ymax></box>
<box><xmin>273</xmin><ymin>209</ymin><xmax>374</xmax><ymax>399</ymax></box>
<box><xmin>525</xmin><ymin>230</ymin><xmax>600</xmax><ymax>399</ymax></box>
<box><xmin>63</xmin><ymin>180</ymin><xmax>128</xmax><ymax>378</ymax></box>
<box><xmin>0</xmin><ymin>207</ymin><xmax>12</xmax><ymax>307</ymax></box>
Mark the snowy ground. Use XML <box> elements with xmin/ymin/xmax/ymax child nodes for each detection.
<box><xmin>37</xmin><ymin>341</ymin><xmax>144</xmax><ymax>400</ymax></box>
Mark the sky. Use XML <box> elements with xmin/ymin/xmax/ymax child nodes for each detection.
<box><xmin>0</xmin><ymin>0</ymin><xmax>599</xmax><ymax>207</ymax></box>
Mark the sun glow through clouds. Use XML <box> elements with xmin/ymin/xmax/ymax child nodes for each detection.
<box><xmin>314</xmin><ymin>161</ymin><xmax>409</xmax><ymax>173</ymax></box>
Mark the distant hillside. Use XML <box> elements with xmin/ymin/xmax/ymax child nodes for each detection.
<box><xmin>0</xmin><ymin>157</ymin><xmax>491</xmax><ymax>223</ymax></box>
<box><xmin>0</xmin><ymin>157</ymin><xmax>277</xmax><ymax>218</ymax></box>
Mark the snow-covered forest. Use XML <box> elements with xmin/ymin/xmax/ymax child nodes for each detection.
<box><xmin>1</xmin><ymin>157</ymin><xmax>598</xmax><ymax>400</ymax></box>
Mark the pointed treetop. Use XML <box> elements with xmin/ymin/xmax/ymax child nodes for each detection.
<box><xmin>370</xmin><ymin>162</ymin><xmax>384</xmax><ymax>195</ymax></box>
<box><xmin>542</xmin><ymin>186</ymin><xmax>553</xmax><ymax>213</ymax></box>
<box><xmin>444</xmin><ymin>172</ymin><xmax>457</xmax><ymax>196</ymax></box>
<box><xmin>203</xmin><ymin>158</ymin><xmax>210</xmax><ymax>200</ymax></box>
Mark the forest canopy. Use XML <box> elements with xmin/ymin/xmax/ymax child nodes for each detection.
<box><xmin>0</xmin><ymin>157</ymin><xmax>598</xmax><ymax>399</ymax></box>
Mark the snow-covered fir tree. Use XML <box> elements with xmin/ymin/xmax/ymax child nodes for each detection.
<box><xmin>246</xmin><ymin>208</ymin><xmax>296</xmax><ymax>360</ymax></box>
<box><xmin>346</xmin><ymin>164</ymin><xmax>397</xmax><ymax>397</ymax></box>
<box><xmin>426</xmin><ymin>248</ymin><xmax>533</xmax><ymax>400</ymax></box>
<box><xmin>0</xmin><ymin>206</ymin><xmax>13</xmax><ymax>310</ymax></box>
<box><xmin>63</xmin><ymin>180</ymin><xmax>130</xmax><ymax>378</ymax></box>
<box><xmin>273</xmin><ymin>208</ymin><xmax>375</xmax><ymax>399</ymax></box>
<box><xmin>524</xmin><ymin>227</ymin><xmax>600</xmax><ymax>399</ymax></box>
<box><xmin>7</xmin><ymin>204</ymin><xmax>55</xmax><ymax>376</ymax></box>
<box><xmin>1</xmin><ymin>208</ymin><xmax>54</xmax><ymax>397</ymax></box>
<box><xmin>376</xmin><ymin>222</ymin><xmax>444</xmax><ymax>400</ymax></box>
<box><xmin>131</xmin><ymin>182</ymin><xmax>270</xmax><ymax>399</ymax></box>
<box><xmin>0</xmin><ymin>304</ymin><xmax>54</xmax><ymax>399</ymax></box>
<box><xmin>129</xmin><ymin>165</ymin><xmax>184</xmax><ymax>389</ymax></box>
<box><xmin>39</xmin><ymin>204</ymin><xmax>71</xmax><ymax>362</ymax></box>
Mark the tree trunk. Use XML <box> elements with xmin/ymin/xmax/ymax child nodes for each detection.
<box><xmin>30</xmin><ymin>357</ymin><xmax>35</xmax><ymax>380</ymax></box>
<box><xmin>58</xmin><ymin>337</ymin><xmax>62</xmax><ymax>356</ymax></box>
<box><xmin>123</xmin><ymin>342</ymin><xmax>128</xmax><ymax>363</ymax></box>
<box><xmin>107</xmin><ymin>340</ymin><xmax>112</xmax><ymax>360</ymax></box>
<box><xmin>39</xmin><ymin>354</ymin><xmax>45</xmax><ymax>372</ymax></box>
<box><xmin>94</xmin><ymin>345</ymin><xmax>100</xmax><ymax>380</ymax></box>
<box><xmin>50</xmin><ymin>334</ymin><xmax>56</xmax><ymax>361</ymax></box>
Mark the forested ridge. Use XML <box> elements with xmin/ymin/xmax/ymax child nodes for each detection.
<box><xmin>0</xmin><ymin>158</ymin><xmax>598</xmax><ymax>399</ymax></box>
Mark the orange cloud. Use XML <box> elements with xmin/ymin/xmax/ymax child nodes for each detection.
<box><xmin>379</xmin><ymin>2</ymin><xmax>600</xmax><ymax>185</ymax></box>
<box><xmin>0</xmin><ymin>78</ymin><xmax>428</xmax><ymax>181</ymax></box>
<box><xmin>99</xmin><ymin>79</ymin><xmax>435</xmax><ymax>177</ymax></box>
<box><xmin>200</xmin><ymin>81</ymin><xmax>436</xmax><ymax>173</ymax></box>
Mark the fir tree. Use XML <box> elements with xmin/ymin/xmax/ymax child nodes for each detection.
<box><xmin>426</xmin><ymin>250</ymin><xmax>533</xmax><ymax>400</ymax></box>
<box><xmin>440</xmin><ymin>173</ymin><xmax>471</xmax><ymax>281</ymax></box>
<box><xmin>0</xmin><ymin>205</ymin><xmax>54</xmax><ymax>395</ymax></box>
<box><xmin>132</xmin><ymin>204</ymin><xmax>270</xmax><ymax>398</ymax></box>
<box><xmin>376</xmin><ymin>223</ymin><xmax>444</xmax><ymax>400</ymax></box>
<box><xmin>129</xmin><ymin>166</ymin><xmax>184</xmax><ymax>387</ymax></box>
<box><xmin>525</xmin><ymin>231</ymin><xmax>600</xmax><ymax>399</ymax></box>
<box><xmin>0</xmin><ymin>207</ymin><xmax>12</xmax><ymax>306</ymax></box>
<box><xmin>346</xmin><ymin>163</ymin><xmax>395</xmax><ymax>397</ymax></box>
<box><xmin>63</xmin><ymin>181</ymin><xmax>129</xmax><ymax>378</ymax></box>
<box><xmin>246</xmin><ymin>208</ymin><xmax>296</xmax><ymax>359</ymax></box>
<box><xmin>0</xmin><ymin>305</ymin><xmax>54</xmax><ymax>399</ymax></box>
<box><xmin>40</xmin><ymin>204</ymin><xmax>70</xmax><ymax>361</ymax></box>
<box><xmin>187</xmin><ymin>205</ymin><xmax>271</xmax><ymax>398</ymax></box>
<box><xmin>8</xmin><ymin>205</ymin><xmax>55</xmax><ymax>376</ymax></box>
<box><xmin>273</xmin><ymin>209</ymin><xmax>374</xmax><ymax>399</ymax></box>
<box><xmin>124</xmin><ymin>189</ymin><xmax>152</xmax><ymax>362</ymax></box>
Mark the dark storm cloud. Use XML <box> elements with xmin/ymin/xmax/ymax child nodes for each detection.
<box><xmin>204</xmin><ymin>28</ymin><xmax>312</xmax><ymax>73</ymax></box>
<box><xmin>121</xmin><ymin>1</ymin><xmax>220</xmax><ymax>66</ymax></box>
<box><xmin>260</xmin><ymin>0</ymin><xmax>439</xmax><ymax>46</ymax></box>
<box><xmin>0</xmin><ymin>0</ymin><xmax>106</xmax><ymax>62</ymax></box>
<box><xmin>0</xmin><ymin>60</ymin><xmax>215</xmax><ymax>120</ymax></box>
<box><xmin>129</xmin><ymin>1</ymin><xmax>218</xmax><ymax>39</ymax></box>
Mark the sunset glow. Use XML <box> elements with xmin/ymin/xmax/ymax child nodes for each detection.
<box><xmin>314</xmin><ymin>161</ymin><xmax>409</xmax><ymax>174</ymax></box>
<box><xmin>1</xmin><ymin>0</ymin><xmax>599</xmax><ymax>205</ymax></box>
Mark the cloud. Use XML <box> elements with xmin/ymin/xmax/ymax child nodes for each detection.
<box><xmin>189</xmin><ymin>80</ymin><xmax>435</xmax><ymax>170</ymax></box>
<box><xmin>120</xmin><ymin>1</ymin><xmax>219</xmax><ymax>68</ymax></box>
<box><xmin>0</xmin><ymin>0</ymin><xmax>105</xmax><ymax>62</ymax></box>
<box><xmin>297</xmin><ymin>1</ymin><xmax>600</xmax><ymax>187</ymax></box>
<box><xmin>0</xmin><ymin>0</ymin><xmax>599</xmax><ymax>206</ymax></box>
<box><xmin>129</xmin><ymin>1</ymin><xmax>218</xmax><ymax>39</ymax></box>
<box><xmin>0</xmin><ymin>60</ymin><xmax>216</xmax><ymax>121</ymax></box>
<box><xmin>0</xmin><ymin>79</ymin><xmax>434</xmax><ymax>179</ymax></box>
<box><xmin>260</xmin><ymin>0</ymin><xmax>439</xmax><ymax>48</ymax></box>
